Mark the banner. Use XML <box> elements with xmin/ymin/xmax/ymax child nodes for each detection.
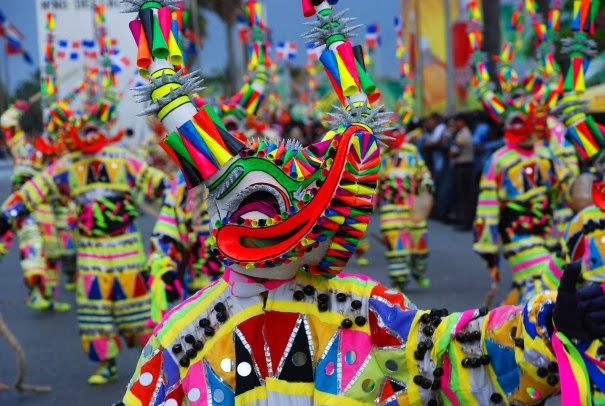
<box><xmin>35</xmin><ymin>0</ymin><xmax>148</xmax><ymax>147</ymax></box>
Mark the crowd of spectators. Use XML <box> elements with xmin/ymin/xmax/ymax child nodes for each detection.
<box><xmin>411</xmin><ymin>111</ymin><xmax>504</xmax><ymax>232</ymax></box>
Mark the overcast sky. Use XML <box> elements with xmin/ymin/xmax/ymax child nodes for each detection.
<box><xmin>1</xmin><ymin>1</ymin><xmax>401</xmax><ymax>94</ymax></box>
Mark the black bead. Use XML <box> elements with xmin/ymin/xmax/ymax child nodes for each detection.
<box><xmin>186</xmin><ymin>349</ymin><xmax>197</xmax><ymax>359</ymax></box>
<box><xmin>514</xmin><ymin>338</ymin><xmax>524</xmax><ymax>349</ymax></box>
<box><xmin>548</xmin><ymin>362</ymin><xmax>558</xmax><ymax>373</ymax></box>
<box><xmin>431</xmin><ymin>380</ymin><xmax>441</xmax><ymax>390</ymax></box>
<box><xmin>510</xmin><ymin>326</ymin><xmax>518</xmax><ymax>338</ymax></box>
<box><xmin>204</xmin><ymin>326</ymin><xmax>215</xmax><ymax>337</ymax></box>
<box><xmin>430</xmin><ymin>309</ymin><xmax>440</xmax><ymax>317</ymax></box>
<box><xmin>469</xmin><ymin>358</ymin><xmax>481</xmax><ymax>368</ymax></box>
<box><xmin>420</xmin><ymin>313</ymin><xmax>431</xmax><ymax>324</ymax></box>
<box><xmin>478</xmin><ymin>307</ymin><xmax>489</xmax><ymax>316</ymax></box>
<box><xmin>423</xmin><ymin>326</ymin><xmax>434</xmax><ymax>336</ymax></box>
<box><xmin>414</xmin><ymin>350</ymin><xmax>424</xmax><ymax>360</ymax></box>
<box><xmin>547</xmin><ymin>375</ymin><xmax>559</xmax><ymax>386</ymax></box>
<box><xmin>490</xmin><ymin>393</ymin><xmax>503</xmax><ymax>403</ymax></box>
<box><xmin>198</xmin><ymin>318</ymin><xmax>210</xmax><ymax>328</ymax></box>
<box><xmin>214</xmin><ymin>302</ymin><xmax>226</xmax><ymax>313</ymax></box>
<box><xmin>293</xmin><ymin>290</ymin><xmax>305</xmax><ymax>301</ymax></box>
<box><xmin>318</xmin><ymin>293</ymin><xmax>330</xmax><ymax>303</ymax></box>
<box><xmin>336</xmin><ymin>293</ymin><xmax>347</xmax><ymax>302</ymax></box>
<box><xmin>318</xmin><ymin>302</ymin><xmax>329</xmax><ymax>312</ymax></box>
<box><xmin>597</xmin><ymin>345</ymin><xmax>605</xmax><ymax>355</ymax></box>
<box><xmin>480</xmin><ymin>355</ymin><xmax>491</xmax><ymax>365</ymax></box>
<box><xmin>311</xmin><ymin>0</ymin><xmax>324</xmax><ymax>6</ymax></box>
<box><xmin>417</xmin><ymin>342</ymin><xmax>428</xmax><ymax>352</ymax></box>
<box><xmin>421</xmin><ymin>379</ymin><xmax>432</xmax><ymax>390</ymax></box>
<box><xmin>537</xmin><ymin>367</ymin><xmax>548</xmax><ymax>378</ymax></box>
<box><xmin>194</xmin><ymin>340</ymin><xmax>204</xmax><ymax>351</ymax></box>
<box><xmin>456</xmin><ymin>332</ymin><xmax>466</xmax><ymax>343</ymax></box>
<box><xmin>179</xmin><ymin>357</ymin><xmax>190</xmax><ymax>367</ymax></box>
<box><xmin>471</xmin><ymin>331</ymin><xmax>482</xmax><ymax>341</ymax></box>
<box><xmin>432</xmin><ymin>318</ymin><xmax>441</xmax><ymax>327</ymax></box>
<box><xmin>433</xmin><ymin>367</ymin><xmax>444</xmax><ymax>377</ymax></box>
<box><xmin>440</xmin><ymin>308</ymin><xmax>449</xmax><ymax>316</ymax></box>
<box><xmin>216</xmin><ymin>311</ymin><xmax>228</xmax><ymax>322</ymax></box>
<box><xmin>413</xmin><ymin>375</ymin><xmax>424</xmax><ymax>385</ymax></box>
<box><xmin>427</xmin><ymin>400</ymin><xmax>438</xmax><ymax>406</ymax></box>
<box><xmin>351</xmin><ymin>300</ymin><xmax>362</xmax><ymax>310</ymax></box>
<box><xmin>341</xmin><ymin>318</ymin><xmax>353</xmax><ymax>329</ymax></box>
<box><xmin>184</xmin><ymin>334</ymin><xmax>195</xmax><ymax>344</ymax></box>
<box><xmin>303</xmin><ymin>285</ymin><xmax>315</xmax><ymax>296</ymax></box>
<box><xmin>354</xmin><ymin>316</ymin><xmax>367</xmax><ymax>326</ymax></box>
<box><xmin>461</xmin><ymin>358</ymin><xmax>471</xmax><ymax>368</ymax></box>
<box><xmin>172</xmin><ymin>344</ymin><xmax>183</xmax><ymax>354</ymax></box>
<box><xmin>425</xmin><ymin>339</ymin><xmax>434</xmax><ymax>350</ymax></box>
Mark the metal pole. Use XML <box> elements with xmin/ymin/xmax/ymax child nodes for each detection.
<box><xmin>3</xmin><ymin>48</ymin><xmax>10</xmax><ymax>111</ymax></box>
<box><xmin>445</xmin><ymin>0</ymin><xmax>456</xmax><ymax>115</ymax></box>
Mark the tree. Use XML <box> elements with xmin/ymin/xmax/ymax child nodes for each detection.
<box><xmin>12</xmin><ymin>70</ymin><xmax>43</xmax><ymax>136</ymax></box>
<box><xmin>198</xmin><ymin>0</ymin><xmax>244</xmax><ymax>96</ymax></box>
<box><xmin>482</xmin><ymin>0</ymin><xmax>502</xmax><ymax>90</ymax></box>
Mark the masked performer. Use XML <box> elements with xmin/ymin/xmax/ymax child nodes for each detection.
<box><xmin>0</xmin><ymin>83</ymin><xmax>169</xmax><ymax>384</ymax></box>
<box><xmin>0</xmin><ymin>100</ymin><xmax>70</xmax><ymax>312</ymax></box>
<box><xmin>468</xmin><ymin>1</ymin><xmax>573</xmax><ymax>306</ymax></box>
<box><xmin>110</xmin><ymin>1</ymin><xmax>605</xmax><ymax>405</ymax></box>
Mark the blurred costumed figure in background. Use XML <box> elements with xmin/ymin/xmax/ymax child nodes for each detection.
<box><xmin>376</xmin><ymin>22</ymin><xmax>433</xmax><ymax>291</ymax></box>
<box><xmin>469</xmin><ymin>0</ymin><xmax>573</xmax><ymax>306</ymax></box>
<box><xmin>0</xmin><ymin>13</ymin><xmax>170</xmax><ymax>384</ymax></box>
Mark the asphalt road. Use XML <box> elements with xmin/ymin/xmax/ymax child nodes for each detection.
<box><xmin>0</xmin><ymin>163</ymin><xmax>558</xmax><ymax>405</ymax></box>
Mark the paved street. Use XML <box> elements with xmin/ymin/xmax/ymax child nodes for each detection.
<box><xmin>0</xmin><ymin>164</ymin><xmax>558</xmax><ymax>405</ymax></box>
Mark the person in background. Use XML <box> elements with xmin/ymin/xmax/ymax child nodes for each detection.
<box><xmin>421</xmin><ymin>113</ymin><xmax>452</xmax><ymax>221</ymax></box>
<box><xmin>449</xmin><ymin>113</ymin><xmax>475</xmax><ymax>231</ymax></box>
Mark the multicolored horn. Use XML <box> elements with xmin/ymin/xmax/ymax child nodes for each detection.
<box><xmin>124</xmin><ymin>0</ymin><xmax>246</xmax><ymax>187</ymax></box>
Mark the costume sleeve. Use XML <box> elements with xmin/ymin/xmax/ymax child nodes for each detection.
<box><xmin>369</xmin><ymin>285</ymin><xmax>562</xmax><ymax>404</ymax></box>
<box><xmin>1</xmin><ymin>159</ymin><xmax>68</xmax><ymax>226</ymax></box>
<box><xmin>126</xmin><ymin>155</ymin><xmax>168</xmax><ymax>201</ymax></box>
<box><xmin>121</xmin><ymin>334</ymin><xmax>186</xmax><ymax>406</ymax></box>
<box><xmin>473</xmin><ymin>155</ymin><xmax>500</xmax><ymax>258</ymax></box>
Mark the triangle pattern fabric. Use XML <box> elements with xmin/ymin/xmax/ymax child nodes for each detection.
<box><xmin>236</xmin><ymin>315</ymin><xmax>269</xmax><ymax>378</ymax></box>
<box><xmin>205</xmin><ymin>359</ymin><xmax>235</xmax><ymax>405</ymax></box>
<box><xmin>315</xmin><ymin>332</ymin><xmax>340</xmax><ymax>395</ymax></box>
<box><xmin>265</xmin><ymin>311</ymin><xmax>299</xmax><ymax>376</ymax></box>
<box><xmin>112</xmin><ymin>277</ymin><xmax>127</xmax><ymax>301</ymax></box>
<box><xmin>234</xmin><ymin>329</ymin><xmax>262</xmax><ymax>396</ymax></box>
<box><xmin>277</xmin><ymin>317</ymin><xmax>314</xmax><ymax>383</ymax></box>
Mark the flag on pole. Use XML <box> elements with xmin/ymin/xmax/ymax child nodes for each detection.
<box><xmin>109</xmin><ymin>47</ymin><xmax>131</xmax><ymax>74</ymax></box>
<box><xmin>2</xmin><ymin>18</ymin><xmax>33</xmax><ymax>64</ymax></box>
<box><xmin>394</xmin><ymin>16</ymin><xmax>403</xmax><ymax>38</ymax></box>
<box><xmin>237</xmin><ymin>14</ymin><xmax>251</xmax><ymax>43</ymax></box>
<box><xmin>365</xmin><ymin>23</ymin><xmax>381</xmax><ymax>48</ymax></box>
<box><xmin>56</xmin><ymin>39</ymin><xmax>81</xmax><ymax>60</ymax></box>
<box><xmin>82</xmin><ymin>39</ymin><xmax>98</xmax><ymax>59</ymax></box>
<box><xmin>276</xmin><ymin>41</ymin><xmax>298</xmax><ymax>61</ymax></box>
<box><xmin>0</xmin><ymin>10</ymin><xmax>5</xmax><ymax>36</ymax></box>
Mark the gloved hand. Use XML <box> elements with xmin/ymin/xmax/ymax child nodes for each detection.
<box><xmin>554</xmin><ymin>261</ymin><xmax>605</xmax><ymax>340</ymax></box>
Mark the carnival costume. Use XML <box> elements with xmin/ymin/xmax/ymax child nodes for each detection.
<box><xmin>376</xmin><ymin>32</ymin><xmax>432</xmax><ymax>291</ymax></box>
<box><xmin>106</xmin><ymin>1</ymin><xmax>605</xmax><ymax>405</ymax></box>
<box><xmin>0</xmin><ymin>15</ymin><xmax>172</xmax><ymax>382</ymax></box>
<box><xmin>0</xmin><ymin>100</ymin><xmax>70</xmax><ymax>312</ymax></box>
<box><xmin>468</xmin><ymin>0</ymin><xmax>574</xmax><ymax>306</ymax></box>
